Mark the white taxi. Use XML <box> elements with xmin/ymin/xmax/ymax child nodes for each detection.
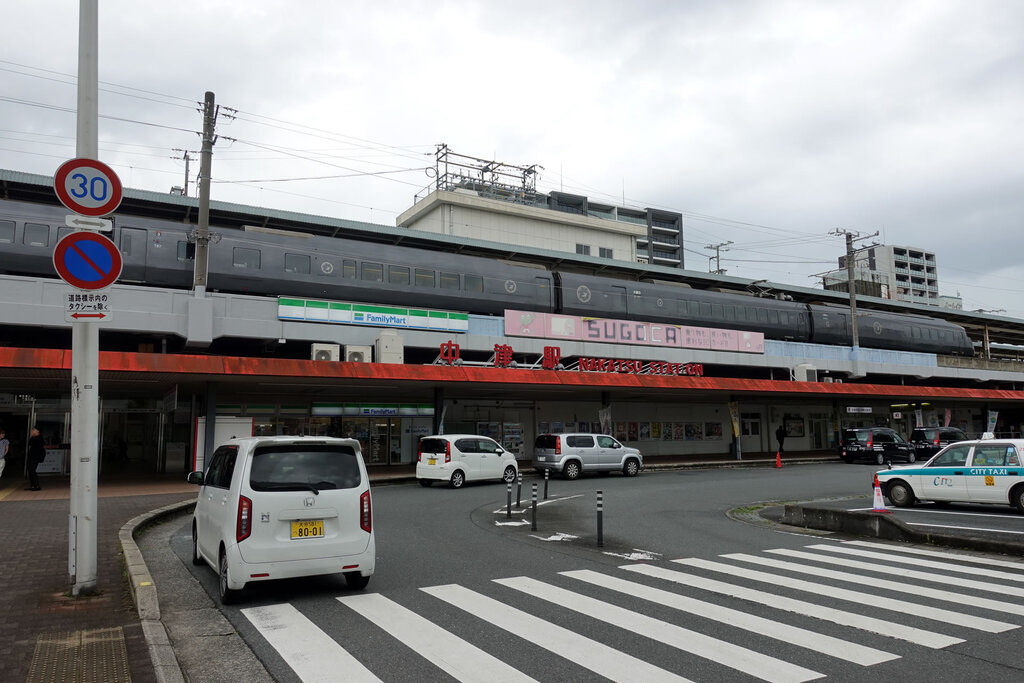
<box><xmin>876</xmin><ymin>433</ymin><xmax>1024</xmax><ymax>512</ymax></box>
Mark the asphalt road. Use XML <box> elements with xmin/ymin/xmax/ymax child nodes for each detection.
<box><xmin>143</xmin><ymin>463</ymin><xmax>1024</xmax><ymax>682</ymax></box>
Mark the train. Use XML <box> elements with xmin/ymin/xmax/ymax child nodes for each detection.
<box><xmin>0</xmin><ymin>198</ymin><xmax>975</xmax><ymax>356</ymax></box>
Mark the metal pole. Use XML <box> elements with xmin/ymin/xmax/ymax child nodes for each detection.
<box><xmin>531</xmin><ymin>484</ymin><xmax>538</xmax><ymax>531</ymax></box>
<box><xmin>69</xmin><ymin>0</ymin><xmax>100</xmax><ymax>597</ymax></box>
<box><xmin>596</xmin><ymin>490</ymin><xmax>604</xmax><ymax>547</ymax></box>
<box><xmin>516</xmin><ymin>472</ymin><xmax>522</xmax><ymax>508</ymax></box>
<box><xmin>543</xmin><ymin>468</ymin><xmax>549</xmax><ymax>500</ymax></box>
<box><xmin>506</xmin><ymin>482</ymin><xmax>512</xmax><ymax>519</ymax></box>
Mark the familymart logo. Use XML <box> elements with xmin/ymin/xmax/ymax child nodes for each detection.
<box><xmin>354</xmin><ymin>312</ymin><xmax>409</xmax><ymax>325</ymax></box>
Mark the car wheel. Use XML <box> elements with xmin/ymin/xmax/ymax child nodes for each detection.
<box><xmin>886</xmin><ymin>481</ymin><xmax>916</xmax><ymax>507</ymax></box>
<box><xmin>502</xmin><ymin>466</ymin><xmax>517</xmax><ymax>483</ymax></box>
<box><xmin>907</xmin><ymin>452</ymin><xmax>916</xmax><ymax>463</ymax></box>
<box><xmin>449</xmin><ymin>470</ymin><xmax>465</xmax><ymax>488</ymax></box>
<box><xmin>191</xmin><ymin>522</ymin><xmax>203</xmax><ymax>566</ymax></box>
<box><xmin>218</xmin><ymin>550</ymin><xmax>241</xmax><ymax>605</ymax></box>
<box><xmin>418</xmin><ymin>479</ymin><xmax>432</xmax><ymax>487</ymax></box>
<box><xmin>623</xmin><ymin>458</ymin><xmax>640</xmax><ymax>477</ymax></box>
<box><xmin>345</xmin><ymin>572</ymin><xmax>370</xmax><ymax>590</ymax></box>
<box><xmin>1012</xmin><ymin>485</ymin><xmax>1024</xmax><ymax>514</ymax></box>
<box><xmin>563</xmin><ymin>461</ymin><xmax>581</xmax><ymax>480</ymax></box>
<box><xmin>875</xmin><ymin>453</ymin><xmax>885</xmax><ymax>466</ymax></box>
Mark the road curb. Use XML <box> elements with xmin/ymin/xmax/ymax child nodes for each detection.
<box><xmin>780</xmin><ymin>503</ymin><xmax>1024</xmax><ymax>556</ymax></box>
<box><xmin>119</xmin><ymin>499</ymin><xmax>195</xmax><ymax>683</ymax></box>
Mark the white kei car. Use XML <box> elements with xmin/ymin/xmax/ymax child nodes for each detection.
<box><xmin>187</xmin><ymin>436</ymin><xmax>375</xmax><ymax>604</ymax></box>
<box><xmin>416</xmin><ymin>434</ymin><xmax>519</xmax><ymax>488</ymax></box>
<box><xmin>877</xmin><ymin>434</ymin><xmax>1024</xmax><ymax>512</ymax></box>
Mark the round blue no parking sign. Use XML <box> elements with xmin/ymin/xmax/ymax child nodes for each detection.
<box><xmin>53</xmin><ymin>231</ymin><xmax>123</xmax><ymax>290</ymax></box>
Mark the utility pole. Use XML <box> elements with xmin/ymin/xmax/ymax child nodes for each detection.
<box><xmin>705</xmin><ymin>241</ymin><xmax>733</xmax><ymax>275</ymax></box>
<box><xmin>172</xmin><ymin>148</ymin><xmax>196</xmax><ymax>196</ymax></box>
<box><xmin>830</xmin><ymin>228</ymin><xmax>879</xmax><ymax>348</ymax></box>
<box><xmin>193</xmin><ymin>91</ymin><xmax>217</xmax><ymax>295</ymax></box>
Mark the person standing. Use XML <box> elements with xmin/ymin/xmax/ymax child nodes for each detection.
<box><xmin>26</xmin><ymin>426</ymin><xmax>44</xmax><ymax>491</ymax></box>
<box><xmin>0</xmin><ymin>428</ymin><xmax>8</xmax><ymax>480</ymax></box>
<box><xmin>775</xmin><ymin>424</ymin><xmax>786</xmax><ymax>455</ymax></box>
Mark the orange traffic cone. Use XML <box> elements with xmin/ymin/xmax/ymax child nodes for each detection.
<box><xmin>775</xmin><ymin>451</ymin><xmax>782</xmax><ymax>468</ymax></box>
<box><xmin>872</xmin><ymin>475</ymin><xmax>891</xmax><ymax>514</ymax></box>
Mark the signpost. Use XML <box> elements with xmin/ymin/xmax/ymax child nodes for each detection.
<box><xmin>54</xmin><ymin>157</ymin><xmax>123</xmax><ymax>217</ymax></box>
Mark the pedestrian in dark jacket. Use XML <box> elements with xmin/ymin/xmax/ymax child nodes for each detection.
<box><xmin>775</xmin><ymin>424</ymin><xmax>786</xmax><ymax>455</ymax></box>
<box><xmin>26</xmin><ymin>426</ymin><xmax>45</xmax><ymax>491</ymax></box>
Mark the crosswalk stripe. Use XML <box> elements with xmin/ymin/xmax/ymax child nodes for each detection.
<box><xmin>842</xmin><ymin>540</ymin><xmax>1024</xmax><ymax>571</ymax></box>
<box><xmin>807</xmin><ymin>543</ymin><xmax>1024</xmax><ymax>584</ymax></box>
<box><xmin>240</xmin><ymin>603</ymin><xmax>381</xmax><ymax>683</ymax></box>
<box><xmin>723</xmin><ymin>552</ymin><xmax>1024</xmax><ymax>620</ymax></box>
<box><xmin>625</xmin><ymin>563</ymin><xmax>963</xmax><ymax>648</ymax></box>
<box><xmin>677</xmin><ymin>557</ymin><xmax>1015</xmax><ymax>633</ymax></box>
<box><xmin>336</xmin><ymin>593</ymin><xmax>536</xmax><ymax>682</ymax></box>
<box><xmin>497</xmin><ymin>575</ymin><xmax>822</xmax><ymax>682</ymax></box>
<box><xmin>562</xmin><ymin>569</ymin><xmax>896</xmax><ymax>666</ymax></box>
<box><xmin>768</xmin><ymin>548</ymin><xmax>1024</xmax><ymax>599</ymax></box>
<box><xmin>421</xmin><ymin>583</ymin><xmax>693</xmax><ymax>683</ymax></box>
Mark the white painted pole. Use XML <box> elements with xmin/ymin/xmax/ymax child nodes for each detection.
<box><xmin>70</xmin><ymin>0</ymin><xmax>100</xmax><ymax>596</ymax></box>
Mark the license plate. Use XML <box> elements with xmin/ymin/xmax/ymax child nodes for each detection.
<box><xmin>428</xmin><ymin>458</ymin><xmax>437</xmax><ymax>465</ymax></box>
<box><xmin>291</xmin><ymin>519</ymin><xmax>324</xmax><ymax>539</ymax></box>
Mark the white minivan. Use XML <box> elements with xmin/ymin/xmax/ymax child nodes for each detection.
<box><xmin>416</xmin><ymin>434</ymin><xmax>519</xmax><ymax>488</ymax></box>
<box><xmin>187</xmin><ymin>436</ymin><xmax>375</xmax><ymax>604</ymax></box>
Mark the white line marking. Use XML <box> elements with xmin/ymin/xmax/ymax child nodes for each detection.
<box><xmin>677</xmin><ymin>557</ymin><xmax>1014</xmax><ymax>633</ymax></box>
<box><xmin>421</xmin><ymin>583</ymin><xmax>692</xmax><ymax>683</ymax></box>
<box><xmin>337</xmin><ymin>593</ymin><xmax>535</xmax><ymax>682</ymax></box>
<box><xmin>625</xmin><ymin>563</ymin><xmax>962</xmax><ymax>649</ymax></box>
<box><xmin>850</xmin><ymin>506</ymin><xmax>1024</xmax><ymax>520</ymax></box>
<box><xmin>757</xmin><ymin>548</ymin><xmax>1024</xmax><ymax>618</ymax></box>
<box><xmin>905</xmin><ymin>522</ymin><xmax>1024</xmax><ymax>535</ymax></box>
<box><xmin>241</xmin><ymin>603</ymin><xmax>381</xmax><ymax>683</ymax></box>
<box><xmin>498</xmin><ymin>576</ymin><xmax>822</xmax><ymax>682</ymax></box>
<box><xmin>563</xmin><ymin>569</ymin><xmax>895</xmax><ymax>665</ymax></box>
<box><xmin>806</xmin><ymin>543</ymin><xmax>1024</xmax><ymax>584</ymax></box>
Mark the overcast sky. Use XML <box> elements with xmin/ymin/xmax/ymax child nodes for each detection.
<box><xmin>3</xmin><ymin>1</ymin><xmax>1023</xmax><ymax>317</ymax></box>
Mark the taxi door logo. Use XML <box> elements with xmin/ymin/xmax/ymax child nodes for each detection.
<box><xmin>985</xmin><ymin>475</ymin><xmax>995</xmax><ymax>486</ymax></box>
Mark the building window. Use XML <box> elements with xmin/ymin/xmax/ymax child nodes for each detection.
<box><xmin>575</xmin><ymin>244</ymin><xmax>591</xmax><ymax>256</ymax></box>
<box><xmin>599</xmin><ymin>247</ymin><xmax>613</xmax><ymax>259</ymax></box>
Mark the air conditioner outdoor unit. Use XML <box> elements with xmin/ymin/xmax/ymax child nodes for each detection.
<box><xmin>311</xmin><ymin>343</ymin><xmax>340</xmax><ymax>361</ymax></box>
<box><xmin>344</xmin><ymin>345</ymin><xmax>373</xmax><ymax>363</ymax></box>
<box><xmin>375</xmin><ymin>330</ymin><xmax>404</xmax><ymax>364</ymax></box>
<box><xmin>794</xmin><ymin>363</ymin><xmax>818</xmax><ymax>382</ymax></box>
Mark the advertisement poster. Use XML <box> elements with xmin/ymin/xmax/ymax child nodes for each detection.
<box><xmin>651</xmin><ymin>422</ymin><xmax>662</xmax><ymax>439</ymax></box>
<box><xmin>704</xmin><ymin>422</ymin><xmax>722</xmax><ymax>440</ymax></box>
<box><xmin>639</xmin><ymin>422</ymin><xmax>651</xmax><ymax>440</ymax></box>
<box><xmin>684</xmin><ymin>423</ymin><xmax>702</xmax><ymax>440</ymax></box>
<box><xmin>662</xmin><ymin>422</ymin><xmax>673</xmax><ymax>441</ymax></box>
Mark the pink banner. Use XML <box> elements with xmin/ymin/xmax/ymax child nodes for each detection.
<box><xmin>504</xmin><ymin>310</ymin><xmax>764</xmax><ymax>354</ymax></box>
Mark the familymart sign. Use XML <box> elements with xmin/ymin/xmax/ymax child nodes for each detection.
<box><xmin>279</xmin><ymin>298</ymin><xmax>469</xmax><ymax>332</ymax></box>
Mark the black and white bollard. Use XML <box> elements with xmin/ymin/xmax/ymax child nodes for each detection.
<box><xmin>543</xmin><ymin>468</ymin><xmax>549</xmax><ymax>500</ymax></box>
<box><xmin>506</xmin><ymin>481</ymin><xmax>512</xmax><ymax>518</ymax></box>
<box><xmin>531</xmin><ymin>483</ymin><xmax>538</xmax><ymax>531</ymax></box>
<box><xmin>516</xmin><ymin>472</ymin><xmax>523</xmax><ymax>508</ymax></box>
<box><xmin>596</xmin><ymin>490</ymin><xmax>604</xmax><ymax>547</ymax></box>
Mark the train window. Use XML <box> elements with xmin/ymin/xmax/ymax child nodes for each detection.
<box><xmin>757</xmin><ymin>309</ymin><xmax>767</xmax><ymax>323</ymax></box>
<box><xmin>0</xmin><ymin>220</ymin><xmax>13</xmax><ymax>243</ymax></box>
<box><xmin>724</xmin><ymin>306</ymin><xmax>736</xmax><ymax>322</ymax></box>
<box><xmin>440</xmin><ymin>272</ymin><xmax>460</xmax><ymax>290</ymax></box>
<box><xmin>361</xmin><ymin>262</ymin><xmax>383</xmax><ymax>282</ymax></box>
<box><xmin>176</xmin><ymin>241</ymin><xmax>195</xmax><ymax>261</ymax></box>
<box><xmin>699</xmin><ymin>302</ymin><xmax>712</xmax><ymax>317</ymax></box>
<box><xmin>388</xmin><ymin>265</ymin><xmax>410</xmax><ymax>285</ymax></box>
<box><xmin>24</xmin><ymin>223</ymin><xmax>49</xmax><ymax>247</ymax></box>
<box><xmin>285</xmin><ymin>253</ymin><xmax>311</xmax><ymax>274</ymax></box>
<box><xmin>415</xmin><ymin>268</ymin><xmax>435</xmax><ymax>287</ymax></box>
<box><xmin>343</xmin><ymin>260</ymin><xmax>356</xmax><ymax>279</ymax></box>
<box><xmin>464</xmin><ymin>274</ymin><xmax>483</xmax><ymax>292</ymax></box>
<box><xmin>768</xmin><ymin>310</ymin><xmax>779</xmax><ymax>325</ymax></box>
<box><xmin>233</xmin><ymin>247</ymin><xmax>261</xmax><ymax>269</ymax></box>
<box><xmin>912</xmin><ymin>327</ymin><xmax>921</xmax><ymax>339</ymax></box>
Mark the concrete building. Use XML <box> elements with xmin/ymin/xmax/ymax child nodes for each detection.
<box><xmin>823</xmin><ymin>243</ymin><xmax>961</xmax><ymax>308</ymax></box>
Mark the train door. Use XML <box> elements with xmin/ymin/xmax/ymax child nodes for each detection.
<box><xmin>535</xmin><ymin>276</ymin><xmax>552</xmax><ymax>310</ymax></box>
<box><xmin>118</xmin><ymin>227</ymin><xmax>148</xmax><ymax>282</ymax></box>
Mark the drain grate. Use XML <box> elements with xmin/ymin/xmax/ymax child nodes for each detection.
<box><xmin>27</xmin><ymin>627</ymin><xmax>131</xmax><ymax>682</ymax></box>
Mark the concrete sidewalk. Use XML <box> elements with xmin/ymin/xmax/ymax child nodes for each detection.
<box><xmin>0</xmin><ymin>450</ymin><xmax>831</xmax><ymax>683</ymax></box>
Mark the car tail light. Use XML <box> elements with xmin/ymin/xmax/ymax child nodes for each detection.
<box><xmin>445</xmin><ymin>440</ymin><xmax>451</xmax><ymax>464</ymax></box>
<box><xmin>933</xmin><ymin>435</ymin><xmax>941</xmax><ymax>445</ymax></box>
<box><xmin>555</xmin><ymin>436</ymin><xmax>561</xmax><ymax>455</ymax></box>
<box><xmin>360</xmin><ymin>490</ymin><xmax>372</xmax><ymax>533</ymax></box>
<box><xmin>417</xmin><ymin>443</ymin><xmax>422</xmax><ymax>463</ymax></box>
<box><xmin>236</xmin><ymin>495</ymin><xmax>252</xmax><ymax>542</ymax></box>
<box><xmin>866</xmin><ymin>435</ymin><xmax>874</xmax><ymax>448</ymax></box>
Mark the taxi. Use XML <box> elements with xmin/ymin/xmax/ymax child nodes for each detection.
<box><xmin>876</xmin><ymin>433</ymin><xmax>1024</xmax><ymax>513</ymax></box>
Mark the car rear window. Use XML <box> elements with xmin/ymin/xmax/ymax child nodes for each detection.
<box><xmin>911</xmin><ymin>429</ymin><xmax>937</xmax><ymax>441</ymax></box>
<box><xmin>566</xmin><ymin>435</ymin><xmax>595</xmax><ymax>448</ymax></box>
<box><xmin>535</xmin><ymin>435</ymin><xmax>558</xmax><ymax>449</ymax></box>
<box><xmin>249</xmin><ymin>444</ymin><xmax>361</xmax><ymax>491</ymax></box>
<box><xmin>842</xmin><ymin>430</ymin><xmax>869</xmax><ymax>444</ymax></box>
<box><xmin>420</xmin><ymin>438</ymin><xmax>448</xmax><ymax>454</ymax></box>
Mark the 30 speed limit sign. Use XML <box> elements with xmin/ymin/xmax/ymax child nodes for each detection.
<box><xmin>54</xmin><ymin>158</ymin><xmax>123</xmax><ymax>217</ymax></box>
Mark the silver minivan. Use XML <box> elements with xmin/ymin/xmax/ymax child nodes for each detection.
<box><xmin>188</xmin><ymin>436</ymin><xmax>375</xmax><ymax>604</ymax></box>
<box><xmin>533</xmin><ymin>433</ymin><xmax>642</xmax><ymax>479</ymax></box>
